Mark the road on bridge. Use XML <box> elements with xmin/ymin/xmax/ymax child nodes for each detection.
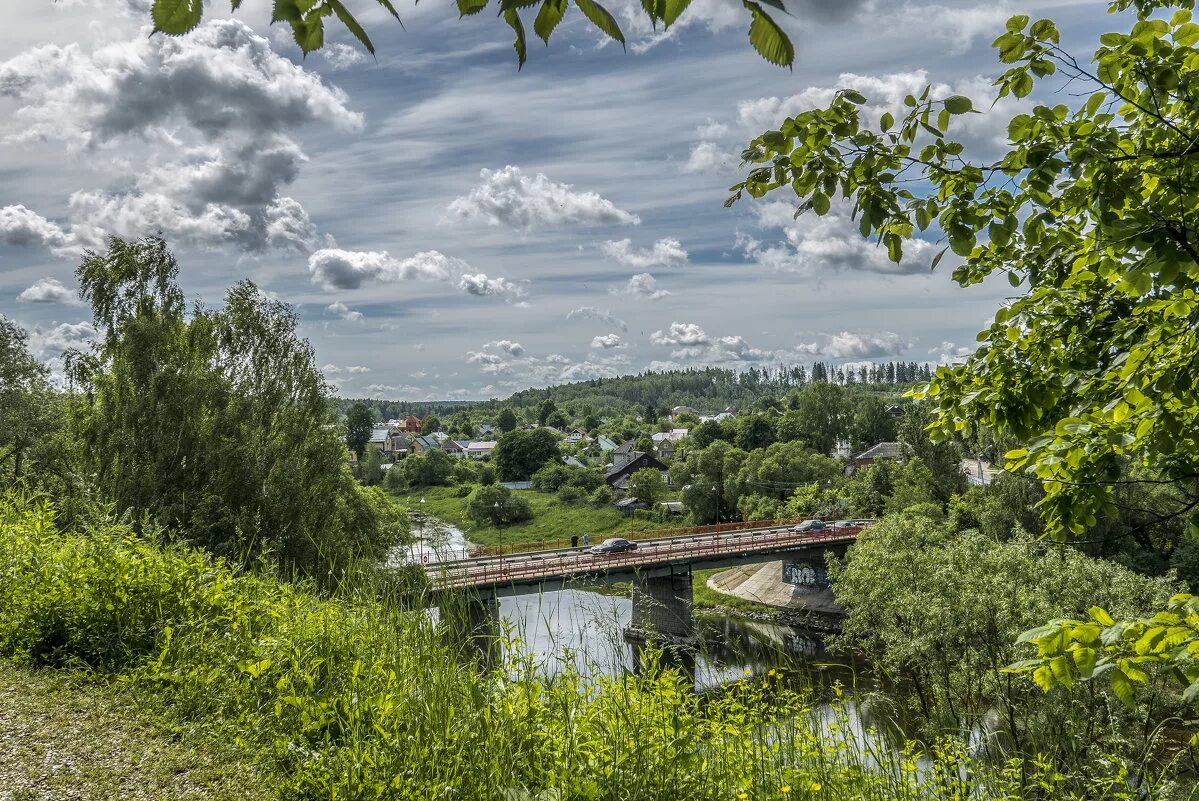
<box><xmin>427</xmin><ymin>521</ymin><xmax>869</xmax><ymax>592</ymax></box>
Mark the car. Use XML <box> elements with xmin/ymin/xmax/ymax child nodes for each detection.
<box><xmin>793</xmin><ymin>519</ymin><xmax>825</xmax><ymax>532</ymax></box>
<box><xmin>589</xmin><ymin>537</ymin><xmax>638</xmax><ymax>555</ymax></box>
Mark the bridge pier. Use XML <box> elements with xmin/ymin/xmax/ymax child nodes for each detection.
<box><xmin>439</xmin><ymin>590</ymin><xmax>501</xmax><ymax>669</ymax></box>
<box><xmin>630</xmin><ymin>566</ymin><xmax>694</xmax><ymax>641</ymax></box>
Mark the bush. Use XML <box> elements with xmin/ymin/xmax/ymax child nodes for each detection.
<box><xmin>557</xmin><ymin>485</ymin><xmax>584</xmax><ymax>505</ymax></box>
<box><xmin>531</xmin><ymin>463</ymin><xmax>570</xmax><ymax>492</ymax></box>
<box><xmin>588</xmin><ymin>486</ymin><xmax>614</xmax><ymax>507</ymax></box>
<box><xmin>466</xmin><ymin>485</ymin><xmax>533</xmax><ymax>527</ymax></box>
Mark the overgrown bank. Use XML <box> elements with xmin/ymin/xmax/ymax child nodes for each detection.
<box><xmin>1</xmin><ymin>489</ymin><xmax>1178</xmax><ymax>800</ymax></box>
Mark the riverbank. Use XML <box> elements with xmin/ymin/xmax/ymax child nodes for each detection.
<box><xmin>0</xmin><ymin>661</ymin><xmax>275</xmax><ymax>801</ymax></box>
<box><xmin>401</xmin><ymin>486</ymin><xmax>671</xmax><ymax>548</ymax></box>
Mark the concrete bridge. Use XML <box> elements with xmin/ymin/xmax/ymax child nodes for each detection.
<box><xmin>425</xmin><ymin>520</ymin><xmax>868</xmax><ymax>656</ymax></box>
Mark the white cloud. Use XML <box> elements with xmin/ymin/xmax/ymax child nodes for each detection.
<box><xmin>346</xmin><ymin>364</ymin><xmax>372</xmax><ymax>373</ymax></box>
<box><xmin>485</xmin><ymin>339</ymin><xmax>525</xmax><ymax>356</ymax></box>
<box><xmin>799</xmin><ymin>330</ymin><xmax>910</xmax><ymax>359</ymax></box>
<box><xmin>326</xmin><ymin>301</ymin><xmax>364</xmax><ymax>322</ymax></box>
<box><xmin>0</xmin><ymin>20</ymin><xmax>360</xmax><ymax>253</ymax></box>
<box><xmin>651</xmin><ymin>322</ymin><xmax>709</xmax><ymax>347</ymax></box>
<box><xmin>545</xmin><ymin>353</ymin><xmax>572</xmax><ymax>364</ymax></box>
<box><xmin>611</xmin><ymin>272</ymin><xmax>671</xmax><ymax>300</ymax></box>
<box><xmin>447</xmin><ymin>166</ymin><xmax>640</xmax><ymax>230</ymax></box>
<box><xmin>714</xmin><ymin>335</ymin><xmax>770</xmax><ymax>361</ymax></box>
<box><xmin>560</xmin><ymin>360</ymin><xmax>620</xmax><ymax>381</ymax></box>
<box><xmin>29</xmin><ymin>321</ymin><xmax>98</xmax><ymax>358</ymax></box>
<box><xmin>466</xmin><ymin>350</ymin><xmax>510</xmax><ymax>374</ymax></box>
<box><xmin>683</xmin><ymin>141</ymin><xmax>737</xmax><ymax>174</ymax></box>
<box><xmin>0</xmin><ymin>205</ymin><xmax>75</xmax><ymax>254</ymax></box>
<box><xmin>320</xmin><ymin>42</ymin><xmax>368</xmax><ymax>70</ymax></box>
<box><xmin>457</xmin><ymin>273</ymin><xmax>526</xmax><ymax>299</ymax></box>
<box><xmin>566</xmin><ymin>306</ymin><xmax>627</xmax><ymax>331</ymax></box>
<box><xmin>931</xmin><ymin>340</ymin><xmax>974</xmax><ymax>363</ymax></box>
<box><xmin>600</xmin><ymin>237</ymin><xmax>688</xmax><ymax>269</ymax></box>
<box><xmin>590</xmin><ymin>333</ymin><xmax>625</xmax><ymax>349</ymax></box>
<box><xmin>18</xmin><ymin>277</ymin><xmax>79</xmax><ymax>304</ymax></box>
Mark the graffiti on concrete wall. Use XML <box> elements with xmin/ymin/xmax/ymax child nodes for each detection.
<box><xmin>782</xmin><ymin>561</ymin><xmax>828</xmax><ymax>593</ymax></box>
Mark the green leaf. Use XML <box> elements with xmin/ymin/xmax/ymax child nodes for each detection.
<box><xmin>272</xmin><ymin>0</ymin><xmax>304</xmax><ymax>24</ymax></box>
<box><xmin>880</xmin><ymin>112</ymin><xmax>894</xmax><ymax>132</ymax></box>
<box><xmin>943</xmin><ymin>95</ymin><xmax>973</xmax><ymax>114</ymax></box>
<box><xmin>503</xmin><ymin>8</ymin><xmax>528</xmax><ymax>67</ymax></box>
<box><xmin>663</xmin><ymin>0</ymin><xmax>693</xmax><ymax>26</ymax></box>
<box><xmin>457</xmin><ymin>0</ymin><xmax>490</xmax><ymax>17</ymax></box>
<box><xmin>842</xmin><ymin>90</ymin><xmax>867</xmax><ymax>105</ymax></box>
<box><xmin>292</xmin><ymin>16</ymin><xmax>325</xmax><ymax>53</ymax></box>
<box><xmin>742</xmin><ymin>1</ymin><xmax>794</xmax><ymax>68</ymax></box>
<box><xmin>534</xmin><ymin>0</ymin><xmax>568</xmax><ymax>43</ymax></box>
<box><xmin>152</xmin><ymin>0</ymin><xmax>203</xmax><ymax>34</ymax></box>
<box><xmin>501</xmin><ymin>0</ymin><xmax>541</xmax><ymax>10</ymax></box>
<box><xmin>1176</xmin><ymin>22</ymin><xmax>1199</xmax><ymax>46</ymax></box>
<box><xmin>811</xmin><ymin>192</ymin><xmax>830</xmax><ymax>215</ymax></box>
<box><xmin>1110</xmin><ymin>668</ymin><xmax>1136</xmax><ymax>706</ymax></box>
<box><xmin>574</xmin><ymin>0</ymin><xmax>626</xmax><ymax>46</ymax></box>
<box><xmin>1073</xmin><ymin>647</ymin><xmax>1097</xmax><ymax>679</ymax></box>
<box><xmin>328</xmin><ymin>0</ymin><xmax>375</xmax><ymax>55</ymax></box>
<box><xmin>1090</xmin><ymin>605</ymin><xmax>1115</xmax><ymax>626</ymax></box>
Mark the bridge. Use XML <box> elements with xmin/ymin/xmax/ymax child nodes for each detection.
<box><xmin>425</xmin><ymin>520</ymin><xmax>868</xmax><ymax>655</ymax></box>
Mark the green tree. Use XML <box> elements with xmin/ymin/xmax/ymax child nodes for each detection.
<box><xmin>626</xmin><ymin>467</ymin><xmax>664</xmax><ymax>507</ymax></box>
<box><xmin>734</xmin><ymin>414</ymin><xmax>776</xmax><ymax>451</ymax></box>
<box><xmin>420</xmin><ymin>416</ymin><xmax>441</xmax><ymax>435</ymax></box>
<box><xmin>790</xmin><ymin>382</ymin><xmax>847</xmax><ymax>456</ymax></box>
<box><xmin>831</xmin><ymin>514</ymin><xmax>1175</xmax><ymax>763</ymax></box>
<box><xmin>0</xmin><ymin>316</ymin><xmax>61</xmax><ymax>480</ymax></box>
<box><xmin>69</xmin><ymin>236</ymin><xmax>395</xmax><ymax>580</ymax></box>
<box><xmin>849</xmin><ymin>394</ymin><xmax>896</xmax><ymax>451</ymax></box>
<box><xmin>497</xmin><ymin>408</ymin><xmax>518</xmax><ymax>433</ymax></box>
<box><xmin>545</xmin><ymin>410</ymin><xmax>570</xmax><ymax>430</ymax></box>
<box><xmin>467</xmin><ymin>484</ymin><xmax>533</xmax><ymax>527</ymax></box>
<box><xmin>537</xmin><ymin>399</ymin><xmax>556</xmax><ymax>427</ymax></box>
<box><xmin>345</xmin><ymin>401</ymin><xmax>374</xmax><ymax>462</ymax></box>
<box><xmin>731</xmin><ymin>2</ymin><xmax>1199</xmax><ymax>541</ymax></box>
<box><xmin>403</xmin><ymin>449</ymin><xmax>453</xmax><ymax>487</ymax></box>
<box><xmin>671</xmin><ymin>440</ymin><xmax>747</xmax><ymax>523</ymax></box>
<box><xmin>494</xmin><ymin>428</ymin><xmax>560</xmax><ymax>481</ymax></box>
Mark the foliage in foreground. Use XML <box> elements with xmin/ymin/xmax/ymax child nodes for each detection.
<box><xmin>732</xmin><ymin>0</ymin><xmax>1199</xmax><ymax>543</ymax></box>
<box><xmin>0</xmin><ymin>490</ymin><xmax>1173</xmax><ymax>800</ymax></box>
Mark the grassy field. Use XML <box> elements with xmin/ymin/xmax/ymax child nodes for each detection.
<box><xmin>400</xmin><ymin>486</ymin><xmax>676</xmax><ymax>548</ymax></box>
<box><xmin>0</xmin><ymin>661</ymin><xmax>275</xmax><ymax>801</ymax></box>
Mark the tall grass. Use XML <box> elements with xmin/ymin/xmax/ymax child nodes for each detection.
<box><xmin>0</xmin><ymin>490</ymin><xmax>1181</xmax><ymax>800</ymax></box>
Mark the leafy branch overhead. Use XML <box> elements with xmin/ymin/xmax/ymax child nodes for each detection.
<box><xmin>148</xmin><ymin>0</ymin><xmax>797</xmax><ymax>67</ymax></box>
<box><xmin>729</xmin><ymin>0</ymin><xmax>1199</xmax><ymax>543</ymax></box>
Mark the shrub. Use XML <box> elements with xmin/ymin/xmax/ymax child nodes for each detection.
<box><xmin>557</xmin><ymin>485</ymin><xmax>583</xmax><ymax>505</ymax></box>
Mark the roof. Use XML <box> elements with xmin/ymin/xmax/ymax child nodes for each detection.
<box><xmin>614</xmin><ymin>440</ymin><xmax>637</xmax><ymax>455</ymax></box>
<box><xmin>467</xmin><ymin>440</ymin><xmax>498</xmax><ymax>451</ymax></box>
<box><xmin>604</xmin><ymin>451</ymin><xmax>669</xmax><ymax>483</ymax></box>
<box><xmin>596</xmin><ymin>435</ymin><xmax>618</xmax><ymax>451</ymax></box>
<box><xmin>651</xmin><ymin>429</ymin><xmax>688</xmax><ymax>443</ymax></box>
<box><xmin>369</xmin><ymin>427</ymin><xmax>389</xmax><ymax>443</ymax></box>
<box><xmin>414</xmin><ymin>435</ymin><xmax>439</xmax><ymax>449</ymax></box>
<box><xmin>853</xmin><ymin>441</ymin><xmax>903</xmax><ymax>461</ymax></box>
<box><xmin>615</xmin><ymin>497</ymin><xmax>650</xmax><ymax>509</ymax></box>
<box><xmin>563</xmin><ymin>456</ymin><xmax>586</xmax><ymax>468</ymax></box>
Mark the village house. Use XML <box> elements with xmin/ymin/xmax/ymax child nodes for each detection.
<box><xmin>477</xmin><ymin>423</ymin><xmax>495</xmax><ymax>438</ymax></box>
<box><xmin>564</xmin><ymin>428</ymin><xmax>588</xmax><ymax>445</ymax></box>
<box><xmin>385</xmin><ymin>430</ymin><xmax>412</xmax><ymax>460</ymax></box>
<box><xmin>651</xmin><ymin>428</ymin><xmax>688</xmax><ymax>460</ymax></box>
<box><xmin>466</xmin><ymin>440</ymin><xmax>497</xmax><ymax>460</ymax></box>
<box><xmin>410</xmin><ymin>435</ymin><xmax>440</xmax><ymax>455</ymax></box>
<box><xmin>595</xmin><ymin>435</ymin><xmax>618</xmax><ymax>453</ymax></box>
<box><xmin>440</xmin><ymin>439</ymin><xmax>467</xmax><ymax>458</ymax></box>
<box><xmin>604</xmin><ymin>450</ymin><xmax>670</xmax><ymax>490</ymax></box>
<box><xmin>847</xmin><ymin>441</ymin><xmax>904</xmax><ymax>473</ymax></box>
<box><xmin>398</xmin><ymin>415</ymin><xmax>423</xmax><ymax>434</ymax></box>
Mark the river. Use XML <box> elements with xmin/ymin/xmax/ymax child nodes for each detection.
<box><xmin>394</xmin><ymin>515</ymin><xmax>837</xmax><ymax>692</ymax></box>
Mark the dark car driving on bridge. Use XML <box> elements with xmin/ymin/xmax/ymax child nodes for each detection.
<box><xmin>589</xmin><ymin>537</ymin><xmax>638</xmax><ymax>555</ymax></box>
<box><xmin>793</xmin><ymin>519</ymin><xmax>825</xmax><ymax>532</ymax></box>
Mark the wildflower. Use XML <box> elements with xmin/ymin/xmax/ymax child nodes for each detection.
<box><xmin>738</xmin><ymin>793</ymin><xmax>748</xmax><ymax>800</ymax></box>
<box><xmin>809</xmin><ymin>782</ymin><xmax>821</xmax><ymax>792</ymax></box>
<box><xmin>767</xmin><ymin>668</ymin><xmax>776</xmax><ymax>677</ymax></box>
<box><xmin>781</xmin><ymin>785</ymin><xmax>791</xmax><ymax>794</ymax></box>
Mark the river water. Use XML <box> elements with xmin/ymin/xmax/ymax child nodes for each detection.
<box><xmin>395</xmin><ymin>515</ymin><xmax>835</xmax><ymax>692</ymax></box>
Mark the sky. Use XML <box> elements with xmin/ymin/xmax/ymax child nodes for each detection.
<box><xmin>0</xmin><ymin>0</ymin><xmax>1110</xmax><ymax>400</ymax></box>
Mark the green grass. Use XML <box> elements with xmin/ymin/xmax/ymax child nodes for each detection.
<box><xmin>693</xmin><ymin>568</ymin><xmax>779</xmax><ymax>615</ymax></box>
<box><xmin>0</xmin><ymin>661</ymin><xmax>275</xmax><ymax>801</ymax></box>
<box><xmin>0</xmin><ymin>489</ymin><xmax>1177</xmax><ymax>801</ymax></box>
<box><xmin>400</xmin><ymin>486</ymin><xmax>674</xmax><ymax>548</ymax></box>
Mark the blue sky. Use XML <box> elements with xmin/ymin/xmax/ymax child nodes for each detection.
<box><xmin>0</xmin><ymin>0</ymin><xmax>1106</xmax><ymax>399</ymax></box>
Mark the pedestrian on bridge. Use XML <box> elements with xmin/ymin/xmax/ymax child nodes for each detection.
<box><xmin>583</xmin><ymin>533</ymin><xmax>589</xmax><ymax>547</ymax></box>
<box><xmin>570</xmin><ymin>534</ymin><xmax>579</xmax><ymax>548</ymax></box>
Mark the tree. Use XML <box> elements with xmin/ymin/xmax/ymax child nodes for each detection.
<box><xmin>68</xmin><ymin>236</ymin><xmax>396</xmax><ymax>580</ymax></box>
<box><xmin>734</xmin><ymin>414</ymin><xmax>776</xmax><ymax>451</ymax></box>
<box><xmin>467</xmin><ymin>484</ymin><xmax>533</xmax><ymax>527</ymax></box>
<box><xmin>730</xmin><ymin>2</ymin><xmax>1199</xmax><ymax>541</ymax></box>
<box><xmin>345</xmin><ymin>401</ymin><xmax>374</xmax><ymax>462</ymax></box>
<box><xmin>403</xmin><ymin>449</ymin><xmax>453</xmax><ymax>487</ymax></box>
<box><xmin>537</xmin><ymin>399</ymin><xmax>556</xmax><ymax>427</ymax></box>
<box><xmin>144</xmin><ymin>0</ymin><xmax>797</xmax><ymax>70</ymax></box>
<box><xmin>0</xmin><ymin>317</ymin><xmax>60</xmax><ymax>480</ymax></box>
<box><xmin>671</xmin><ymin>440</ymin><xmax>747</xmax><ymax>524</ymax></box>
<box><xmin>849</xmin><ymin>394</ymin><xmax>896</xmax><ymax>451</ymax></box>
<box><xmin>643</xmin><ymin>404</ymin><xmax>659</xmax><ymax>425</ymax></box>
<box><xmin>497</xmin><ymin>408</ymin><xmax>518</xmax><ymax>433</ymax></box>
<box><xmin>420</xmin><ymin>416</ymin><xmax>441</xmax><ymax>435</ymax></box>
<box><xmin>494</xmin><ymin>428</ymin><xmax>560</xmax><ymax>481</ymax></box>
<box><xmin>790</xmin><ymin>382</ymin><xmax>846</xmax><ymax>456</ymax></box>
<box><xmin>545</xmin><ymin>410</ymin><xmax>570</xmax><ymax>430</ymax></box>
<box><xmin>626</xmin><ymin>468</ymin><xmax>664</xmax><ymax>507</ymax></box>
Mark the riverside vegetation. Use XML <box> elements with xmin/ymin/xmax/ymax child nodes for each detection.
<box><xmin>2</xmin><ymin>489</ymin><xmax>1189</xmax><ymax>801</ymax></box>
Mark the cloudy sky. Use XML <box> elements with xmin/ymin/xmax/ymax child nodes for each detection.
<box><xmin>0</xmin><ymin>0</ymin><xmax>1108</xmax><ymax>399</ymax></box>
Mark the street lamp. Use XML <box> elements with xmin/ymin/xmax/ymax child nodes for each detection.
<box><xmin>711</xmin><ymin>485</ymin><xmax>720</xmax><ymax>530</ymax></box>
<box><xmin>494</xmin><ymin>501</ymin><xmax>503</xmax><ymax>568</ymax></box>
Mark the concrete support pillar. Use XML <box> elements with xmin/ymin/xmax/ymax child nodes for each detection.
<box><xmin>440</xmin><ymin>590</ymin><xmax>501</xmax><ymax>669</ymax></box>
<box><xmin>631</xmin><ymin>567</ymin><xmax>694</xmax><ymax>641</ymax></box>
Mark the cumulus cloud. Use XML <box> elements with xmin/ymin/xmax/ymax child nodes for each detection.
<box><xmin>326</xmin><ymin>301</ymin><xmax>364</xmax><ymax>322</ymax></box>
<box><xmin>484</xmin><ymin>339</ymin><xmax>525</xmax><ymax>356</ymax></box>
<box><xmin>798</xmin><ymin>331</ymin><xmax>910</xmax><ymax>359</ymax></box>
<box><xmin>466</xmin><ymin>350</ymin><xmax>511</xmax><ymax>374</ymax></box>
<box><xmin>600</xmin><ymin>237</ymin><xmax>688</xmax><ymax>269</ymax></box>
<box><xmin>742</xmin><ymin>199</ymin><xmax>936</xmax><ymax>276</ymax></box>
<box><xmin>560</xmin><ymin>360</ymin><xmax>620</xmax><ymax>381</ymax></box>
<box><xmin>29</xmin><ymin>321</ymin><xmax>98</xmax><ymax>358</ymax></box>
<box><xmin>447</xmin><ymin>166</ymin><xmax>640</xmax><ymax>230</ymax></box>
<box><xmin>714</xmin><ymin>335</ymin><xmax>771</xmax><ymax>361</ymax></box>
<box><xmin>683</xmin><ymin>141</ymin><xmax>737</xmax><ymax>174</ymax></box>
<box><xmin>611</xmin><ymin>272</ymin><xmax>671</xmax><ymax>300</ymax></box>
<box><xmin>18</xmin><ymin>277</ymin><xmax>79</xmax><ymax>305</ymax></box>
<box><xmin>457</xmin><ymin>273</ymin><xmax>526</xmax><ymax>299</ymax></box>
<box><xmin>651</xmin><ymin>322</ymin><xmax>709</xmax><ymax>347</ymax></box>
<box><xmin>931</xmin><ymin>340</ymin><xmax>974</xmax><ymax>363</ymax></box>
<box><xmin>590</xmin><ymin>333</ymin><xmax>625</xmax><ymax>349</ymax></box>
<box><xmin>320</xmin><ymin>42</ymin><xmax>368</xmax><ymax>70</ymax></box>
<box><xmin>0</xmin><ymin>205</ymin><xmax>75</xmax><ymax>254</ymax></box>
<box><xmin>566</xmin><ymin>306</ymin><xmax>627</xmax><ymax>331</ymax></box>
<box><xmin>0</xmin><ymin>20</ymin><xmax>361</xmax><ymax>253</ymax></box>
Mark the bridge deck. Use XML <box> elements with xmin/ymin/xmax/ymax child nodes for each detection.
<box><xmin>426</xmin><ymin>523</ymin><xmax>865</xmax><ymax>593</ymax></box>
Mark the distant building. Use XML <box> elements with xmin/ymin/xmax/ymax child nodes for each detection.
<box><xmin>651</xmin><ymin>428</ymin><xmax>688</xmax><ymax>460</ymax></box>
<box><xmin>615</xmin><ymin>497</ymin><xmax>651</xmax><ymax>515</ymax></box>
<box><xmin>441</xmin><ymin>439</ymin><xmax>467</xmax><ymax>458</ymax></box>
<box><xmin>466</xmin><ymin>441</ymin><xmax>497</xmax><ymax>460</ymax></box>
<box><xmin>411</xmin><ymin>435</ymin><xmax>440</xmax><ymax>454</ymax></box>
<box><xmin>563</xmin><ymin>455</ymin><xmax>586</xmax><ymax>468</ymax></box>
<box><xmin>368</xmin><ymin>426</ymin><xmax>389</xmax><ymax>453</ymax></box>
<box><xmin>595</xmin><ymin>435</ymin><xmax>618</xmax><ymax>453</ymax></box>
<box><xmin>848</xmin><ymin>441</ymin><xmax>904</xmax><ymax>473</ymax></box>
<box><xmin>612</xmin><ymin>440</ymin><xmax>638</xmax><ymax>470</ymax></box>
<box><xmin>385</xmin><ymin>430</ymin><xmax>413</xmax><ymax>460</ymax></box>
<box><xmin>604</xmin><ymin>451</ymin><xmax>670</xmax><ymax>489</ymax></box>
<box><xmin>477</xmin><ymin>423</ymin><xmax>495</xmax><ymax>438</ymax></box>
<box><xmin>398</xmin><ymin>415</ymin><xmax>423</xmax><ymax>433</ymax></box>
<box><xmin>564</xmin><ymin>428</ymin><xmax>588</xmax><ymax>445</ymax></box>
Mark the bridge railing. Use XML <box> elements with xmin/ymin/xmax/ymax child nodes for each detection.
<box><xmin>464</xmin><ymin>516</ymin><xmax>872</xmax><ymax>560</ymax></box>
<box><xmin>428</xmin><ymin>523</ymin><xmax>868</xmax><ymax>590</ymax></box>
